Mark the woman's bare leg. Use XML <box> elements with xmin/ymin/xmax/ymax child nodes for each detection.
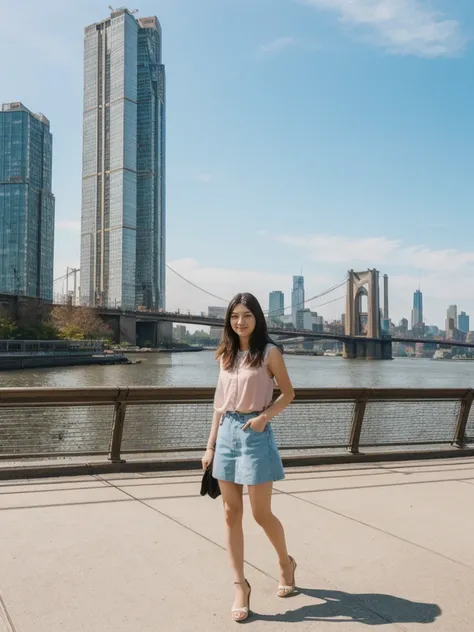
<box><xmin>219</xmin><ymin>480</ymin><xmax>250</xmax><ymax>619</ymax></box>
<box><xmin>248</xmin><ymin>482</ymin><xmax>294</xmax><ymax>586</ymax></box>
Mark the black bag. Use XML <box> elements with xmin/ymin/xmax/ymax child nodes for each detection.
<box><xmin>200</xmin><ymin>467</ymin><xmax>221</xmax><ymax>499</ymax></box>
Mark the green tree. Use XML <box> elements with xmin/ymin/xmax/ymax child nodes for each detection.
<box><xmin>13</xmin><ymin>321</ymin><xmax>58</xmax><ymax>340</ymax></box>
<box><xmin>55</xmin><ymin>324</ymin><xmax>85</xmax><ymax>340</ymax></box>
<box><xmin>0</xmin><ymin>315</ymin><xmax>15</xmax><ymax>339</ymax></box>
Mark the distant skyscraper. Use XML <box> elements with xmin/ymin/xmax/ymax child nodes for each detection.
<box><xmin>269</xmin><ymin>291</ymin><xmax>284</xmax><ymax>321</ymax></box>
<box><xmin>445</xmin><ymin>305</ymin><xmax>457</xmax><ymax>335</ymax></box>
<box><xmin>0</xmin><ymin>102</ymin><xmax>55</xmax><ymax>301</ymax></box>
<box><xmin>208</xmin><ymin>305</ymin><xmax>227</xmax><ymax>341</ymax></box>
<box><xmin>291</xmin><ymin>276</ymin><xmax>305</xmax><ymax>325</ymax></box>
<box><xmin>411</xmin><ymin>289</ymin><xmax>423</xmax><ymax>328</ymax></box>
<box><xmin>458</xmin><ymin>311</ymin><xmax>469</xmax><ymax>334</ymax></box>
<box><xmin>447</xmin><ymin>305</ymin><xmax>457</xmax><ymax>322</ymax></box>
<box><xmin>399</xmin><ymin>318</ymin><xmax>409</xmax><ymax>334</ymax></box>
<box><xmin>80</xmin><ymin>9</ymin><xmax>166</xmax><ymax>310</ymax></box>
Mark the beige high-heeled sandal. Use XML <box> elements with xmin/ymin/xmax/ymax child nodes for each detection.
<box><xmin>277</xmin><ymin>556</ymin><xmax>297</xmax><ymax>598</ymax></box>
<box><xmin>232</xmin><ymin>579</ymin><xmax>251</xmax><ymax>623</ymax></box>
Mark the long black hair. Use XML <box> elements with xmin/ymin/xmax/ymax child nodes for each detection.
<box><xmin>216</xmin><ymin>293</ymin><xmax>281</xmax><ymax>371</ymax></box>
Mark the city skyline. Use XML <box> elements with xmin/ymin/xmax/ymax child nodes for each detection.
<box><xmin>0</xmin><ymin>102</ymin><xmax>55</xmax><ymax>301</ymax></box>
<box><xmin>80</xmin><ymin>9</ymin><xmax>165</xmax><ymax>310</ymax></box>
<box><xmin>1</xmin><ymin>1</ymin><xmax>474</xmax><ymax>324</ymax></box>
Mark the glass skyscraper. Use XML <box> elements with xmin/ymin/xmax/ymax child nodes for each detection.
<box><xmin>411</xmin><ymin>289</ymin><xmax>423</xmax><ymax>328</ymax></box>
<box><xmin>269</xmin><ymin>291</ymin><xmax>284</xmax><ymax>318</ymax></box>
<box><xmin>291</xmin><ymin>276</ymin><xmax>305</xmax><ymax>325</ymax></box>
<box><xmin>0</xmin><ymin>102</ymin><xmax>55</xmax><ymax>301</ymax></box>
<box><xmin>80</xmin><ymin>9</ymin><xmax>166</xmax><ymax>310</ymax></box>
<box><xmin>458</xmin><ymin>311</ymin><xmax>470</xmax><ymax>334</ymax></box>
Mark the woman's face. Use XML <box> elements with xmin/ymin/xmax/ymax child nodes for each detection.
<box><xmin>230</xmin><ymin>303</ymin><xmax>256</xmax><ymax>339</ymax></box>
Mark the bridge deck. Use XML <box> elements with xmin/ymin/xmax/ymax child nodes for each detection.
<box><xmin>1</xmin><ymin>457</ymin><xmax>473</xmax><ymax>631</ymax></box>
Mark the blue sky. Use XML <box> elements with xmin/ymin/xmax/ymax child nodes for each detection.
<box><xmin>1</xmin><ymin>0</ymin><xmax>473</xmax><ymax>325</ymax></box>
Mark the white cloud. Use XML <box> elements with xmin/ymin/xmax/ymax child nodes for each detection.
<box><xmin>277</xmin><ymin>233</ymin><xmax>474</xmax><ymax>273</ymax></box>
<box><xmin>382</xmin><ymin>272</ymin><xmax>474</xmax><ymax>326</ymax></box>
<box><xmin>279</xmin><ymin>234</ymin><xmax>400</xmax><ymax>264</ymax></box>
<box><xmin>161</xmin><ymin>235</ymin><xmax>474</xmax><ymax>327</ymax></box>
<box><xmin>299</xmin><ymin>0</ymin><xmax>467</xmax><ymax>57</ymax></box>
<box><xmin>276</xmin><ymin>232</ymin><xmax>474</xmax><ymax>324</ymax></box>
<box><xmin>261</xmin><ymin>36</ymin><xmax>302</xmax><ymax>54</ymax></box>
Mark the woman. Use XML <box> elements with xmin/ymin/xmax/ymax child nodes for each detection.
<box><xmin>202</xmin><ymin>292</ymin><xmax>296</xmax><ymax>623</ymax></box>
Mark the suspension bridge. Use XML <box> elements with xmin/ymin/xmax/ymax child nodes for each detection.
<box><xmin>46</xmin><ymin>265</ymin><xmax>474</xmax><ymax>360</ymax></box>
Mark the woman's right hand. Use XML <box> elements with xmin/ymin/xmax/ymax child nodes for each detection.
<box><xmin>201</xmin><ymin>449</ymin><xmax>214</xmax><ymax>471</ymax></box>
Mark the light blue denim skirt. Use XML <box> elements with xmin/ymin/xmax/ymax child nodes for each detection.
<box><xmin>213</xmin><ymin>412</ymin><xmax>285</xmax><ymax>486</ymax></box>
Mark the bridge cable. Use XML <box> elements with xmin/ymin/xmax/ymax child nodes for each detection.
<box><xmin>53</xmin><ymin>268</ymin><xmax>81</xmax><ymax>285</ymax></box>
<box><xmin>266</xmin><ymin>280</ymin><xmax>346</xmax><ymax>316</ymax></box>
<box><xmin>54</xmin><ymin>262</ymin><xmax>346</xmax><ymax>315</ymax></box>
<box><xmin>167</xmin><ymin>263</ymin><xmax>346</xmax><ymax>316</ymax></box>
<box><xmin>165</xmin><ymin>264</ymin><xmax>229</xmax><ymax>303</ymax></box>
<box><xmin>310</xmin><ymin>295</ymin><xmax>345</xmax><ymax>309</ymax></box>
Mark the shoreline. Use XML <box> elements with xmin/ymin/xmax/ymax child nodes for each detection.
<box><xmin>0</xmin><ymin>354</ymin><xmax>131</xmax><ymax>372</ymax></box>
<box><xmin>123</xmin><ymin>347</ymin><xmax>205</xmax><ymax>354</ymax></box>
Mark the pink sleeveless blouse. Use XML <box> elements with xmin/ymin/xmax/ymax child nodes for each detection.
<box><xmin>213</xmin><ymin>344</ymin><xmax>276</xmax><ymax>413</ymax></box>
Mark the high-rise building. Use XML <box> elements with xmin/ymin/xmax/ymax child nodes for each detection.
<box><xmin>0</xmin><ymin>102</ymin><xmax>55</xmax><ymax>301</ymax></box>
<box><xmin>399</xmin><ymin>318</ymin><xmax>409</xmax><ymax>334</ymax></box>
<box><xmin>296</xmin><ymin>308</ymin><xmax>310</xmax><ymax>331</ymax></box>
<box><xmin>445</xmin><ymin>305</ymin><xmax>458</xmax><ymax>335</ymax></box>
<box><xmin>447</xmin><ymin>305</ymin><xmax>457</xmax><ymax>322</ymax></box>
<box><xmin>458</xmin><ymin>311</ymin><xmax>469</xmax><ymax>334</ymax></box>
<box><xmin>291</xmin><ymin>276</ymin><xmax>304</xmax><ymax>325</ymax></box>
<box><xmin>80</xmin><ymin>9</ymin><xmax>166</xmax><ymax>310</ymax></box>
<box><xmin>411</xmin><ymin>289</ymin><xmax>423</xmax><ymax>328</ymax></box>
<box><xmin>269</xmin><ymin>291</ymin><xmax>284</xmax><ymax>323</ymax></box>
<box><xmin>445</xmin><ymin>317</ymin><xmax>456</xmax><ymax>338</ymax></box>
<box><xmin>296</xmin><ymin>309</ymin><xmax>323</xmax><ymax>332</ymax></box>
<box><xmin>312</xmin><ymin>313</ymin><xmax>324</xmax><ymax>333</ymax></box>
<box><xmin>208</xmin><ymin>305</ymin><xmax>227</xmax><ymax>342</ymax></box>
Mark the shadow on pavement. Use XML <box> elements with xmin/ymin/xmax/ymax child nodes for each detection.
<box><xmin>253</xmin><ymin>587</ymin><xmax>442</xmax><ymax>625</ymax></box>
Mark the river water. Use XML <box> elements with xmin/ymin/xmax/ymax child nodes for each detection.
<box><xmin>2</xmin><ymin>351</ymin><xmax>474</xmax><ymax>389</ymax></box>
<box><xmin>3</xmin><ymin>352</ymin><xmax>474</xmax><ymax>457</ymax></box>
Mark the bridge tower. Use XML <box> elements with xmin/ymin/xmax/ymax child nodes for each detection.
<box><xmin>344</xmin><ymin>269</ymin><xmax>392</xmax><ymax>360</ymax></box>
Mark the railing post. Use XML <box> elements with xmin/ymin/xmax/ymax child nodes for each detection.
<box><xmin>347</xmin><ymin>390</ymin><xmax>369</xmax><ymax>454</ymax></box>
<box><xmin>453</xmin><ymin>389</ymin><xmax>473</xmax><ymax>448</ymax></box>
<box><xmin>109</xmin><ymin>388</ymin><xmax>130</xmax><ymax>463</ymax></box>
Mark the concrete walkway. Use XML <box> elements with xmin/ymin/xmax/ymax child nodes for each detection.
<box><xmin>1</xmin><ymin>457</ymin><xmax>473</xmax><ymax>631</ymax></box>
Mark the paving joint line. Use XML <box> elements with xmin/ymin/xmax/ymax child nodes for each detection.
<box><xmin>94</xmin><ymin>475</ymin><xmax>278</xmax><ymax>582</ymax></box>
<box><xmin>0</xmin><ymin>589</ymin><xmax>17</xmax><ymax>632</ymax></box>
<box><xmin>0</xmin><ymin>483</ymin><xmax>108</xmax><ymax>496</ymax></box>
<box><xmin>274</xmin><ymin>486</ymin><xmax>474</xmax><ymax>573</ymax></box>
<box><xmin>101</xmin><ymin>476</ymin><xmax>412</xmax><ymax>630</ymax></box>
<box><xmin>278</xmin><ymin>474</ymin><xmax>474</xmax><ymax>496</ymax></box>
<box><xmin>98</xmin><ymin>476</ymin><xmax>407</xmax><ymax>629</ymax></box>
<box><xmin>0</xmin><ymin>497</ymin><xmax>135</xmax><ymax>512</ymax></box>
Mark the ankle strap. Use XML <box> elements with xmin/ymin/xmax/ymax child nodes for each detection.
<box><xmin>234</xmin><ymin>580</ymin><xmax>248</xmax><ymax>585</ymax></box>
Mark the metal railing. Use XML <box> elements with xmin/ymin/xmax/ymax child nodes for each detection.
<box><xmin>0</xmin><ymin>387</ymin><xmax>473</xmax><ymax>463</ymax></box>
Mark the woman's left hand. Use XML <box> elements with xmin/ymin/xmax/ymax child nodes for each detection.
<box><xmin>242</xmin><ymin>414</ymin><xmax>267</xmax><ymax>433</ymax></box>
